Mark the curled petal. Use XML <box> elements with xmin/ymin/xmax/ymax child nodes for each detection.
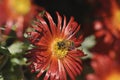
<box><xmin>56</xmin><ymin>12</ymin><xmax>62</xmax><ymax>35</ymax></box>
<box><xmin>45</xmin><ymin>12</ymin><xmax>57</xmax><ymax>35</ymax></box>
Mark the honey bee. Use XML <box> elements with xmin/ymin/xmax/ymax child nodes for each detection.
<box><xmin>57</xmin><ymin>40</ymin><xmax>75</xmax><ymax>50</ymax></box>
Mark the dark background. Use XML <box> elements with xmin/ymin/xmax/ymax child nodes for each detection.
<box><xmin>34</xmin><ymin>0</ymin><xmax>107</xmax><ymax>37</ymax></box>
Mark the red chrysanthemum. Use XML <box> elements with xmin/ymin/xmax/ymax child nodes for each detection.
<box><xmin>0</xmin><ymin>0</ymin><xmax>44</xmax><ymax>39</ymax></box>
<box><xmin>86</xmin><ymin>54</ymin><xmax>120</xmax><ymax>80</ymax></box>
<box><xmin>25</xmin><ymin>11</ymin><xmax>85</xmax><ymax>80</ymax></box>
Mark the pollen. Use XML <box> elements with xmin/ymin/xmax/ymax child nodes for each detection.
<box><xmin>9</xmin><ymin>0</ymin><xmax>31</xmax><ymax>15</ymax></box>
<box><xmin>51</xmin><ymin>38</ymin><xmax>72</xmax><ymax>59</ymax></box>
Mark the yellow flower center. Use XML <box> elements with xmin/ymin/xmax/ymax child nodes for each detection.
<box><xmin>51</xmin><ymin>38</ymin><xmax>74</xmax><ymax>59</ymax></box>
<box><xmin>105</xmin><ymin>72</ymin><xmax>120</xmax><ymax>80</ymax></box>
<box><xmin>112</xmin><ymin>10</ymin><xmax>120</xmax><ymax>30</ymax></box>
<box><xmin>9</xmin><ymin>0</ymin><xmax>31</xmax><ymax>15</ymax></box>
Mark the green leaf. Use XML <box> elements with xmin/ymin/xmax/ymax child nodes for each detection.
<box><xmin>79</xmin><ymin>35</ymin><xmax>96</xmax><ymax>59</ymax></box>
<box><xmin>0</xmin><ymin>46</ymin><xmax>10</xmax><ymax>70</ymax></box>
<box><xmin>1</xmin><ymin>59</ymin><xmax>25</xmax><ymax>80</ymax></box>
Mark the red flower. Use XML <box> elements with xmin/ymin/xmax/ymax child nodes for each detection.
<box><xmin>0</xmin><ymin>0</ymin><xmax>44</xmax><ymax>39</ymax></box>
<box><xmin>90</xmin><ymin>0</ymin><xmax>120</xmax><ymax>56</ymax></box>
<box><xmin>103</xmin><ymin>0</ymin><xmax>120</xmax><ymax>38</ymax></box>
<box><xmin>86</xmin><ymin>54</ymin><xmax>120</xmax><ymax>80</ymax></box>
<box><xmin>93</xmin><ymin>0</ymin><xmax>120</xmax><ymax>42</ymax></box>
<box><xmin>26</xmin><ymin>11</ymin><xmax>85</xmax><ymax>80</ymax></box>
<box><xmin>90</xmin><ymin>21</ymin><xmax>120</xmax><ymax>57</ymax></box>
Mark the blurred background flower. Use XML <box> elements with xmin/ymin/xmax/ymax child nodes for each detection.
<box><xmin>0</xmin><ymin>0</ymin><xmax>44</xmax><ymax>39</ymax></box>
<box><xmin>86</xmin><ymin>54</ymin><xmax>120</xmax><ymax>80</ymax></box>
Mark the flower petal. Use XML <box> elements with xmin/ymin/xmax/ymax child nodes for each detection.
<box><xmin>37</xmin><ymin>57</ymin><xmax>51</xmax><ymax>78</ymax></box>
<box><xmin>62</xmin><ymin>60</ymin><xmax>76</xmax><ymax>80</ymax></box>
<box><xmin>45</xmin><ymin>12</ymin><xmax>57</xmax><ymax>35</ymax></box>
<box><xmin>36</xmin><ymin>15</ymin><xmax>52</xmax><ymax>38</ymax></box>
<box><xmin>56</xmin><ymin>12</ymin><xmax>62</xmax><ymax>35</ymax></box>
<box><xmin>68</xmin><ymin>49</ymin><xmax>85</xmax><ymax>57</ymax></box>
<box><xmin>63</xmin><ymin>17</ymin><xmax>74</xmax><ymax>37</ymax></box>
<box><xmin>67</xmin><ymin>25</ymin><xmax>80</xmax><ymax>40</ymax></box>
<box><xmin>44</xmin><ymin>57</ymin><xmax>58</xmax><ymax>80</ymax></box>
<box><xmin>64</xmin><ymin>57</ymin><xmax>78</xmax><ymax>76</ymax></box>
<box><xmin>60</xmin><ymin>16</ymin><xmax>67</xmax><ymax>38</ymax></box>
<box><xmin>58</xmin><ymin>59</ymin><xmax>67</xmax><ymax>80</ymax></box>
<box><xmin>67</xmin><ymin>55</ymin><xmax>83</xmax><ymax>74</ymax></box>
<box><xmin>71</xmin><ymin>35</ymin><xmax>83</xmax><ymax>47</ymax></box>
